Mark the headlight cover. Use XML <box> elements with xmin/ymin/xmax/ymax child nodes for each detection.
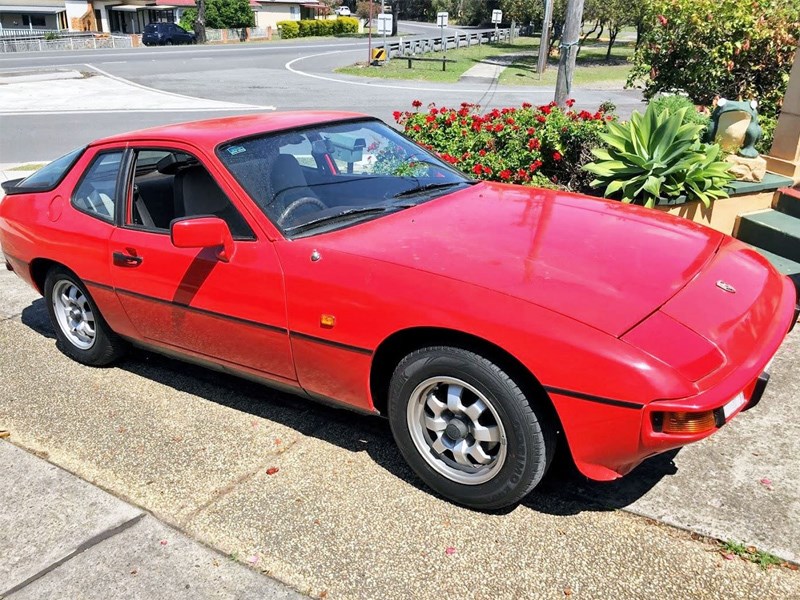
<box><xmin>622</xmin><ymin>311</ymin><xmax>725</xmax><ymax>382</ymax></box>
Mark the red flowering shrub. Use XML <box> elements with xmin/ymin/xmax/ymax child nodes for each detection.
<box><xmin>394</xmin><ymin>101</ymin><xmax>614</xmax><ymax>192</ymax></box>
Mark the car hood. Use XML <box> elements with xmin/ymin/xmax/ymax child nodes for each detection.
<box><xmin>318</xmin><ymin>182</ymin><xmax>723</xmax><ymax>336</ymax></box>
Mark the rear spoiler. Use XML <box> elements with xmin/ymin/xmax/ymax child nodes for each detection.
<box><xmin>1</xmin><ymin>178</ymin><xmax>24</xmax><ymax>194</ymax></box>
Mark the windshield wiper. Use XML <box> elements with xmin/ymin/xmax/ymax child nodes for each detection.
<box><xmin>392</xmin><ymin>181</ymin><xmax>472</xmax><ymax>199</ymax></box>
<box><xmin>284</xmin><ymin>204</ymin><xmax>412</xmax><ymax>235</ymax></box>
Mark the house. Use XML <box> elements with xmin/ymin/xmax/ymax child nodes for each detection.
<box><xmin>0</xmin><ymin>0</ymin><xmax>327</xmax><ymax>34</ymax></box>
<box><xmin>252</xmin><ymin>1</ymin><xmax>328</xmax><ymax>31</ymax></box>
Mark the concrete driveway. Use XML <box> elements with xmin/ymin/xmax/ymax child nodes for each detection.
<box><xmin>1</xmin><ymin>258</ymin><xmax>799</xmax><ymax>598</ymax></box>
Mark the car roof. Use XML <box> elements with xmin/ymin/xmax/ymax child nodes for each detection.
<box><xmin>92</xmin><ymin>111</ymin><xmax>371</xmax><ymax>149</ymax></box>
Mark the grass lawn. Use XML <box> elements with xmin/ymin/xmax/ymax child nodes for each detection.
<box><xmin>336</xmin><ymin>36</ymin><xmax>634</xmax><ymax>88</ymax></box>
<box><xmin>336</xmin><ymin>37</ymin><xmax>540</xmax><ymax>84</ymax></box>
<box><xmin>500</xmin><ymin>42</ymin><xmax>634</xmax><ymax>87</ymax></box>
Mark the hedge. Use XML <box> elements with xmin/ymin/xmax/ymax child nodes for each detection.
<box><xmin>277</xmin><ymin>16</ymin><xmax>358</xmax><ymax>39</ymax></box>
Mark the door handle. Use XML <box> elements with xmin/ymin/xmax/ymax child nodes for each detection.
<box><xmin>113</xmin><ymin>251</ymin><xmax>143</xmax><ymax>267</ymax></box>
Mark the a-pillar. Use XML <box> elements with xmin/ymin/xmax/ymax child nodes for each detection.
<box><xmin>766</xmin><ymin>47</ymin><xmax>800</xmax><ymax>182</ymax></box>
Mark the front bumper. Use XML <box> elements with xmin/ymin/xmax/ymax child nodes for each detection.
<box><xmin>553</xmin><ymin>279</ymin><xmax>797</xmax><ymax>482</ymax></box>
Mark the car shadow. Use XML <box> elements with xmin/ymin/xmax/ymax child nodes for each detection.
<box><xmin>20</xmin><ymin>298</ymin><xmax>680</xmax><ymax>515</ymax></box>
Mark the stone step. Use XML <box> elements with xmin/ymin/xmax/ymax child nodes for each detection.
<box><xmin>735</xmin><ymin>209</ymin><xmax>800</xmax><ymax>263</ymax></box>
<box><xmin>774</xmin><ymin>187</ymin><xmax>800</xmax><ymax>219</ymax></box>
<box><xmin>751</xmin><ymin>247</ymin><xmax>800</xmax><ymax>294</ymax></box>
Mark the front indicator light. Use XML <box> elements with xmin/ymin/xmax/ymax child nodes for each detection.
<box><xmin>654</xmin><ymin>410</ymin><xmax>717</xmax><ymax>434</ymax></box>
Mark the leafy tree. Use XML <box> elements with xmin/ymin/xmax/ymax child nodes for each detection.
<box><xmin>430</xmin><ymin>0</ymin><xmax>498</xmax><ymax>25</ymax></box>
<box><xmin>500</xmin><ymin>0</ymin><xmax>544</xmax><ymax>24</ymax></box>
<box><xmin>183</xmin><ymin>0</ymin><xmax>254</xmax><ymax>32</ymax></box>
<box><xmin>629</xmin><ymin>0</ymin><xmax>799</xmax><ymax>111</ymax></box>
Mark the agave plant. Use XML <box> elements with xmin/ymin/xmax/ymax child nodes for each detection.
<box><xmin>583</xmin><ymin>103</ymin><xmax>733</xmax><ymax>208</ymax></box>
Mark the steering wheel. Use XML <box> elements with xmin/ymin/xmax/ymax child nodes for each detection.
<box><xmin>276</xmin><ymin>196</ymin><xmax>327</xmax><ymax>228</ymax></box>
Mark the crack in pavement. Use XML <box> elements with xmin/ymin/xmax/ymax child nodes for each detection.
<box><xmin>1</xmin><ymin>512</ymin><xmax>146</xmax><ymax>597</ymax></box>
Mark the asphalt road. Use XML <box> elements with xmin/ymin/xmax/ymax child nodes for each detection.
<box><xmin>0</xmin><ymin>23</ymin><xmax>642</xmax><ymax>163</ymax></box>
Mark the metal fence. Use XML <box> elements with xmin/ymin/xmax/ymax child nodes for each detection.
<box><xmin>0</xmin><ymin>27</ymin><xmax>53</xmax><ymax>39</ymax></box>
<box><xmin>204</xmin><ymin>26</ymin><xmax>271</xmax><ymax>43</ymax></box>
<box><xmin>0</xmin><ymin>35</ymin><xmax>133</xmax><ymax>53</ymax></box>
<box><xmin>382</xmin><ymin>28</ymin><xmax>513</xmax><ymax>58</ymax></box>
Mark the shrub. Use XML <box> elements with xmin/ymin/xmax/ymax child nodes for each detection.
<box><xmin>648</xmin><ymin>94</ymin><xmax>710</xmax><ymax>136</ymax></box>
<box><xmin>629</xmin><ymin>0</ymin><xmax>799</xmax><ymax>153</ymax></box>
<box><xmin>584</xmin><ymin>102</ymin><xmax>733</xmax><ymax>208</ymax></box>
<box><xmin>285</xmin><ymin>18</ymin><xmax>358</xmax><ymax>38</ymax></box>
<box><xmin>277</xmin><ymin>20</ymin><xmax>299</xmax><ymax>38</ymax></box>
<box><xmin>336</xmin><ymin>16</ymin><xmax>359</xmax><ymax>34</ymax></box>
<box><xmin>395</xmin><ymin>100</ymin><xmax>613</xmax><ymax>191</ymax></box>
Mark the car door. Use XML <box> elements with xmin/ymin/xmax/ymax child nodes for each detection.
<box><xmin>108</xmin><ymin>146</ymin><xmax>295</xmax><ymax>383</ymax></box>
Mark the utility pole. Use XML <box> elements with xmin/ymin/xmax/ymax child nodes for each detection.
<box><xmin>194</xmin><ymin>0</ymin><xmax>207</xmax><ymax>43</ymax></box>
<box><xmin>554</xmin><ymin>0</ymin><xmax>584</xmax><ymax>106</ymax></box>
<box><xmin>536</xmin><ymin>0</ymin><xmax>553</xmax><ymax>78</ymax></box>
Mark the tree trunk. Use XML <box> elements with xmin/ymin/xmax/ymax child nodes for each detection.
<box><xmin>554</xmin><ymin>0</ymin><xmax>585</xmax><ymax>107</ymax></box>
<box><xmin>194</xmin><ymin>0</ymin><xmax>207</xmax><ymax>44</ymax></box>
<box><xmin>577</xmin><ymin>20</ymin><xmax>599</xmax><ymax>58</ymax></box>
<box><xmin>391</xmin><ymin>1</ymin><xmax>399</xmax><ymax>36</ymax></box>
<box><xmin>595</xmin><ymin>21</ymin><xmax>603</xmax><ymax>40</ymax></box>
<box><xmin>536</xmin><ymin>0</ymin><xmax>554</xmax><ymax>76</ymax></box>
<box><xmin>635</xmin><ymin>21</ymin><xmax>643</xmax><ymax>48</ymax></box>
<box><xmin>606</xmin><ymin>28</ymin><xmax>617</xmax><ymax>62</ymax></box>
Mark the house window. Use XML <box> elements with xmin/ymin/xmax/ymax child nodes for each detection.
<box><xmin>290</xmin><ymin>6</ymin><xmax>300</xmax><ymax>20</ymax></box>
<box><xmin>22</xmin><ymin>14</ymin><xmax>46</xmax><ymax>27</ymax></box>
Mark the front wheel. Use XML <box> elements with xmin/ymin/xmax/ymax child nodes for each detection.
<box><xmin>388</xmin><ymin>346</ymin><xmax>554</xmax><ymax>510</ymax></box>
<box><xmin>44</xmin><ymin>267</ymin><xmax>127</xmax><ymax>366</ymax></box>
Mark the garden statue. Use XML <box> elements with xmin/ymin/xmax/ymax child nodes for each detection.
<box><xmin>706</xmin><ymin>98</ymin><xmax>766</xmax><ymax>182</ymax></box>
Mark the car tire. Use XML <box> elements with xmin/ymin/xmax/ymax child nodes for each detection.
<box><xmin>44</xmin><ymin>266</ymin><xmax>127</xmax><ymax>366</ymax></box>
<box><xmin>165</xmin><ymin>39</ymin><xmax>173</xmax><ymax>46</ymax></box>
<box><xmin>388</xmin><ymin>346</ymin><xmax>554</xmax><ymax>510</ymax></box>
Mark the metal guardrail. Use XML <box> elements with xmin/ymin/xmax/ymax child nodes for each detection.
<box><xmin>381</xmin><ymin>28</ymin><xmax>513</xmax><ymax>58</ymax></box>
<box><xmin>0</xmin><ymin>35</ymin><xmax>133</xmax><ymax>53</ymax></box>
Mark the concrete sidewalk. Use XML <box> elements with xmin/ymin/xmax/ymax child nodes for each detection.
<box><xmin>459</xmin><ymin>53</ymin><xmax>533</xmax><ymax>84</ymax></box>
<box><xmin>0</xmin><ymin>68</ymin><xmax>271</xmax><ymax>114</ymax></box>
<box><xmin>0</xmin><ymin>441</ymin><xmax>303</xmax><ymax>599</ymax></box>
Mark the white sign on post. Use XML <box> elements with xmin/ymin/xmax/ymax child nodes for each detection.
<box><xmin>377</xmin><ymin>13</ymin><xmax>393</xmax><ymax>35</ymax></box>
<box><xmin>436</xmin><ymin>11</ymin><xmax>448</xmax><ymax>27</ymax></box>
<box><xmin>491</xmin><ymin>9</ymin><xmax>502</xmax><ymax>24</ymax></box>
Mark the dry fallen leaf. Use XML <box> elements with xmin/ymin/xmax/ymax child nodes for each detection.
<box><xmin>320</xmin><ymin>591</ymin><xmax>329</xmax><ymax>599</ymax></box>
<box><xmin>266</xmin><ymin>467</ymin><xmax>280</xmax><ymax>475</ymax></box>
<box><xmin>0</xmin><ymin>430</ymin><xmax>10</xmax><ymax>439</ymax></box>
<box><xmin>564</xmin><ymin>586</ymin><xmax>573</xmax><ymax>596</ymax></box>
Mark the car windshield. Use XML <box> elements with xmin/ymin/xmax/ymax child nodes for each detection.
<box><xmin>217</xmin><ymin>119</ymin><xmax>473</xmax><ymax>238</ymax></box>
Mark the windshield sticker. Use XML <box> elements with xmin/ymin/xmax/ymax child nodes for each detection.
<box><xmin>227</xmin><ymin>146</ymin><xmax>246</xmax><ymax>156</ymax></box>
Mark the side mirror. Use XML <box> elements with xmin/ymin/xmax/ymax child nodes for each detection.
<box><xmin>170</xmin><ymin>217</ymin><xmax>234</xmax><ymax>262</ymax></box>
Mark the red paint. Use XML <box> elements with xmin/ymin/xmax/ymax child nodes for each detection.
<box><xmin>1</xmin><ymin>112</ymin><xmax>796</xmax><ymax>483</ymax></box>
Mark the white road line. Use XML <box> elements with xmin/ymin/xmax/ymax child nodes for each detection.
<box><xmin>85</xmin><ymin>63</ymin><xmax>274</xmax><ymax>109</ymax></box>
<box><xmin>0</xmin><ymin>108</ymin><xmax>271</xmax><ymax>115</ymax></box>
<box><xmin>0</xmin><ymin>42</ymin><xmax>369</xmax><ymax>63</ymax></box>
<box><xmin>284</xmin><ymin>50</ymin><xmax>552</xmax><ymax>95</ymax></box>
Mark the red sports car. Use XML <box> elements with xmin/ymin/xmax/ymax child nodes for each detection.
<box><xmin>1</xmin><ymin>112</ymin><xmax>797</xmax><ymax>509</ymax></box>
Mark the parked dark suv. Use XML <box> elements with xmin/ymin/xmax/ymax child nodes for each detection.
<box><xmin>142</xmin><ymin>23</ymin><xmax>196</xmax><ymax>46</ymax></box>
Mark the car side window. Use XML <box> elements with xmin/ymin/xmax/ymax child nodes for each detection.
<box><xmin>72</xmin><ymin>151</ymin><xmax>123</xmax><ymax>222</ymax></box>
<box><xmin>128</xmin><ymin>149</ymin><xmax>255</xmax><ymax>240</ymax></box>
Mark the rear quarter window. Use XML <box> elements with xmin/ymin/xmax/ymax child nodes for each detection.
<box><xmin>9</xmin><ymin>147</ymin><xmax>85</xmax><ymax>193</ymax></box>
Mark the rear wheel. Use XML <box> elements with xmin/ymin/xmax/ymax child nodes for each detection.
<box><xmin>44</xmin><ymin>267</ymin><xmax>127</xmax><ymax>366</ymax></box>
<box><xmin>388</xmin><ymin>346</ymin><xmax>554</xmax><ymax>510</ymax></box>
